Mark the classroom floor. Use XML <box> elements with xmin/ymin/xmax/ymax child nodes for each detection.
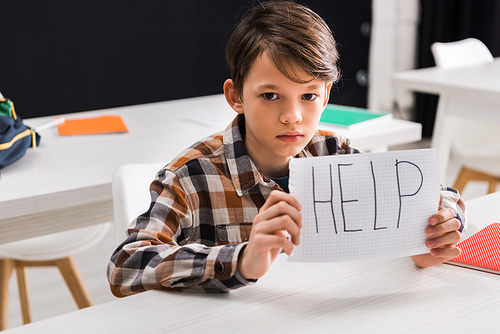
<box><xmin>5</xmin><ymin>139</ymin><xmax>498</xmax><ymax>330</ymax></box>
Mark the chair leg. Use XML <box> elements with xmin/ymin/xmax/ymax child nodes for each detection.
<box><xmin>452</xmin><ymin>167</ymin><xmax>470</xmax><ymax>193</ymax></box>
<box><xmin>0</xmin><ymin>259</ymin><xmax>15</xmax><ymax>330</ymax></box>
<box><xmin>14</xmin><ymin>263</ymin><xmax>32</xmax><ymax>325</ymax></box>
<box><xmin>453</xmin><ymin>166</ymin><xmax>500</xmax><ymax>195</ymax></box>
<box><xmin>488</xmin><ymin>181</ymin><xmax>498</xmax><ymax>194</ymax></box>
<box><xmin>55</xmin><ymin>257</ymin><xmax>92</xmax><ymax>309</ymax></box>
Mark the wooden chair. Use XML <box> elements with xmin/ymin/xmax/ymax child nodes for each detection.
<box><xmin>0</xmin><ymin>222</ymin><xmax>111</xmax><ymax>330</ymax></box>
<box><xmin>431</xmin><ymin>38</ymin><xmax>500</xmax><ymax>194</ymax></box>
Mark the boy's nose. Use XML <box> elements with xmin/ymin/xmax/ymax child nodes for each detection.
<box><xmin>280</xmin><ymin>104</ymin><xmax>303</xmax><ymax>124</ymax></box>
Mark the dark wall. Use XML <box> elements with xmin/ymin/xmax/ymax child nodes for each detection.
<box><xmin>0</xmin><ymin>1</ymin><xmax>371</xmax><ymax>119</ymax></box>
<box><xmin>415</xmin><ymin>0</ymin><xmax>500</xmax><ymax>137</ymax></box>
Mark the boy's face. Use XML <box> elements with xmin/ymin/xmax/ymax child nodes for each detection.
<box><xmin>225</xmin><ymin>52</ymin><xmax>332</xmax><ymax>177</ymax></box>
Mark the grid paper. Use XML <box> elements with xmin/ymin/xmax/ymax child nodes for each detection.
<box><xmin>289</xmin><ymin>149</ymin><xmax>440</xmax><ymax>262</ymax></box>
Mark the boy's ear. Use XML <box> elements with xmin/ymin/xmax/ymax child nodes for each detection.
<box><xmin>323</xmin><ymin>82</ymin><xmax>333</xmax><ymax>108</ymax></box>
<box><xmin>223</xmin><ymin>79</ymin><xmax>244</xmax><ymax>114</ymax></box>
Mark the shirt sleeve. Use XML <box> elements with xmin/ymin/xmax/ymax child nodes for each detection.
<box><xmin>439</xmin><ymin>185</ymin><xmax>467</xmax><ymax>234</ymax></box>
<box><xmin>106</xmin><ymin>170</ymin><xmax>255</xmax><ymax>296</ymax></box>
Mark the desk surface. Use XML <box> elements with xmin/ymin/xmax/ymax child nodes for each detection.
<box><xmin>393</xmin><ymin>58</ymin><xmax>500</xmax><ymax>125</ymax></box>
<box><xmin>393</xmin><ymin>58</ymin><xmax>500</xmax><ymax>96</ymax></box>
<box><xmin>0</xmin><ymin>94</ymin><xmax>421</xmax><ymax>244</ymax></box>
<box><xmin>5</xmin><ymin>192</ymin><xmax>500</xmax><ymax>334</ymax></box>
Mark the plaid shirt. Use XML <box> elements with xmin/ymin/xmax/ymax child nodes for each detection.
<box><xmin>107</xmin><ymin>114</ymin><xmax>466</xmax><ymax>296</ymax></box>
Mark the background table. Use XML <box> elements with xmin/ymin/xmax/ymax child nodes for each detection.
<box><xmin>4</xmin><ymin>192</ymin><xmax>500</xmax><ymax>333</ymax></box>
<box><xmin>393</xmin><ymin>58</ymin><xmax>500</xmax><ymax>180</ymax></box>
<box><xmin>0</xmin><ymin>94</ymin><xmax>421</xmax><ymax>245</ymax></box>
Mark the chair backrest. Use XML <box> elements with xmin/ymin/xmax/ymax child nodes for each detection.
<box><xmin>431</xmin><ymin>38</ymin><xmax>494</xmax><ymax>69</ymax></box>
<box><xmin>111</xmin><ymin>162</ymin><xmax>168</xmax><ymax>247</ymax></box>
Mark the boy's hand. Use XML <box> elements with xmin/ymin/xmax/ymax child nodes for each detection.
<box><xmin>237</xmin><ymin>190</ymin><xmax>302</xmax><ymax>280</ymax></box>
<box><xmin>411</xmin><ymin>208</ymin><xmax>462</xmax><ymax>267</ymax></box>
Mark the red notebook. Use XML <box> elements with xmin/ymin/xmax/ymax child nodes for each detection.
<box><xmin>446</xmin><ymin>222</ymin><xmax>500</xmax><ymax>274</ymax></box>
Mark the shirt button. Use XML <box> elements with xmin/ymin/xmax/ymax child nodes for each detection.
<box><xmin>215</xmin><ymin>262</ymin><xmax>224</xmax><ymax>275</ymax></box>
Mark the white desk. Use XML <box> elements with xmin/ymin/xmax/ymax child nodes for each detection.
<box><xmin>319</xmin><ymin>117</ymin><xmax>421</xmax><ymax>153</ymax></box>
<box><xmin>4</xmin><ymin>192</ymin><xmax>500</xmax><ymax>334</ymax></box>
<box><xmin>393</xmin><ymin>58</ymin><xmax>500</xmax><ymax>180</ymax></box>
<box><xmin>0</xmin><ymin>94</ymin><xmax>421</xmax><ymax>245</ymax></box>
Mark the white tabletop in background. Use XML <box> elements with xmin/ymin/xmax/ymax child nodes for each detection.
<box><xmin>393</xmin><ymin>58</ymin><xmax>500</xmax><ymax>93</ymax></box>
<box><xmin>393</xmin><ymin>58</ymin><xmax>500</xmax><ymax>123</ymax></box>
<box><xmin>5</xmin><ymin>192</ymin><xmax>500</xmax><ymax>334</ymax></box>
<box><xmin>0</xmin><ymin>94</ymin><xmax>421</xmax><ymax>244</ymax></box>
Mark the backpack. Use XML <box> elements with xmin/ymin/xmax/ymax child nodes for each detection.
<box><xmin>0</xmin><ymin>97</ymin><xmax>41</xmax><ymax>169</ymax></box>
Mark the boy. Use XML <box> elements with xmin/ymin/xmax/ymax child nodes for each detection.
<box><xmin>107</xmin><ymin>1</ymin><xmax>466</xmax><ymax>295</ymax></box>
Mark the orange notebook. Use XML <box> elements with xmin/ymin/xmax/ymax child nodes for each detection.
<box><xmin>57</xmin><ymin>115</ymin><xmax>128</xmax><ymax>136</ymax></box>
<box><xmin>446</xmin><ymin>222</ymin><xmax>500</xmax><ymax>275</ymax></box>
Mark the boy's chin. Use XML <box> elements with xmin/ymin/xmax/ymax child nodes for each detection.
<box><xmin>281</xmin><ymin>148</ymin><xmax>305</xmax><ymax>159</ymax></box>
<box><xmin>274</xmin><ymin>140</ymin><xmax>309</xmax><ymax>159</ymax></box>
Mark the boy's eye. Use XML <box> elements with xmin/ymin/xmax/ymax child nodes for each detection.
<box><xmin>262</xmin><ymin>93</ymin><xmax>278</xmax><ymax>101</ymax></box>
<box><xmin>302</xmin><ymin>94</ymin><xmax>317</xmax><ymax>101</ymax></box>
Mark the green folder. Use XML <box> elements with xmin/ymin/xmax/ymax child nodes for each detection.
<box><xmin>320</xmin><ymin>104</ymin><xmax>392</xmax><ymax>129</ymax></box>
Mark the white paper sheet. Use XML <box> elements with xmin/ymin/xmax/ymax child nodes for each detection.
<box><xmin>289</xmin><ymin>149</ymin><xmax>440</xmax><ymax>262</ymax></box>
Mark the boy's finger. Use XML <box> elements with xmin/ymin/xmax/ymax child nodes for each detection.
<box><xmin>254</xmin><ymin>215</ymin><xmax>301</xmax><ymax>244</ymax></box>
<box><xmin>261</xmin><ymin>190</ymin><xmax>302</xmax><ymax>211</ymax></box>
<box><xmin>430</xmin><ymin>245</ymin><xmax>461</xmax><ymax>259</ymax></box>
<box><xmin>426</xmin><ymin>218</ymin><xmax>461</xmax><ymax>237</ymax></box>
<box><xmin>251</xmin><ymin>232</ymin><xmax>295</xmax><ymax>255</ymax></box>
<box><xmin>257</xmin><ymin>200</ymin><xmax>302</xmax><ymax>227</ymax></box>
<box><xmin>429</xmin><ymin>208</ymin><xmax>455</xmax><ymax>226</ymax></box>
<box><xmin>426</xmin><ymin>230</ymin><xmax>461</xmax><ymax>249</ymax></box>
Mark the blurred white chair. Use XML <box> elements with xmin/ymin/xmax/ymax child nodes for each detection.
<box><xmin>432</xmin><ymin>38</ymin><xmax>494</xmax><ymax>69</ymax></box>
<box><xmin>0</xmin><ymin>222</ymin><xmax>111</xmax><ymax>329</ymax></box>
<box><xmin>431</xmin><ymin>38</ymin><xmax>500</xmax><ymax>194</ymax></box>
<box><xmin>112</xmin><ymin>162</ymin><xmax>167</xmax><ymax>247</ymax></box>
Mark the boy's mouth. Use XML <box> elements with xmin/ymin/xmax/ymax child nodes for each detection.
<box><xmin>277</xmin><ymin>131</ymin><xmax>303</xmax><ymax>143</ymax></box>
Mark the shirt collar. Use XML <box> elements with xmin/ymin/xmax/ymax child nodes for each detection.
<box><xmin>223</xmin><ymin>114</ymin><xmax>274</xmax><ymax>196</ymax></box>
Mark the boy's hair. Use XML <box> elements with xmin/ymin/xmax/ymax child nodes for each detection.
<box><xmin>226</xmin><ymin>1</ymin><xmax>340</xmax><ymax>96</ymax></box>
